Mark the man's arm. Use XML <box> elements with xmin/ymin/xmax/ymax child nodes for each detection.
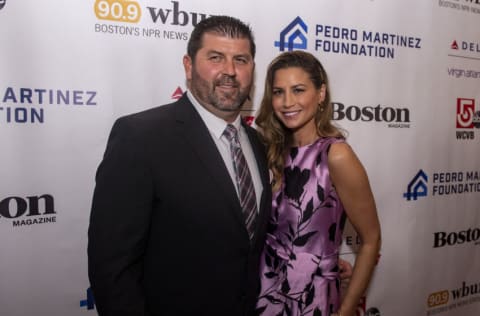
<box><xmin>88</xmin><ymin>117</ymin><xmax>153</xmax><ymax>316</ymax></box>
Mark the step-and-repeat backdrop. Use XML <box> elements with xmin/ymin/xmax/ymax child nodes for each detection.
<box><xmin>1</xmin><ymin>1</ymin><xmax>479</xmax><ymax>315</ymax></box>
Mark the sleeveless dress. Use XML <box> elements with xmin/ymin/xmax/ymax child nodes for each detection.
<box><xmin>256</xmin><ymin>137</ymin><xmax>347</xmax><ymax>316</ymax></box>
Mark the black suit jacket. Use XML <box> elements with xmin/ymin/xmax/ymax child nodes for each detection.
<box><xmin>88</xmin><ymin>94</ymin><xmax>271</xmax><ymax>316</ymax></box>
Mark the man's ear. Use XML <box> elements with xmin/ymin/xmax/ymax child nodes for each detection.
<box><xmin>183</xmin><ymin>55</ymin><xmax>193</xmax><ymax>81</ymax></box>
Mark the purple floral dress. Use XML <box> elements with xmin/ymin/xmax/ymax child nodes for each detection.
<box><xmin>256</xmin><ymin>137</ymin><xmax>347</xmax><ymax>316</ymax></box>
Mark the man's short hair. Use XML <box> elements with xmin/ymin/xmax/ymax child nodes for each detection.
<box><xmin>187</xmin><ymin>15</ymin><xmax>256</xmax><ymax>61</ymax></box>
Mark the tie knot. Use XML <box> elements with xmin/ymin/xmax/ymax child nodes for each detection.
<box><xmin>223</xmin><ymin>124</ymin><xmax>239</xmax><ymax>143</ymax></box>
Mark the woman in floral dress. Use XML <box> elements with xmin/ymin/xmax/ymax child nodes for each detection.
<box><xmin>255</xmin><ymin>51</ymin><xmax>381</xmax><ymax>316</ymax></box>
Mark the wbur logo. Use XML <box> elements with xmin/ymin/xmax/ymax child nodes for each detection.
<box><xmin>274</xmin><ymin>16</ymin><xmax>308</xmax><ymax>51</ymax></box>
<box><xmin>403</xmin><ymin>169</ymin><xmax>428</xmax><ymax>201</ymax></box>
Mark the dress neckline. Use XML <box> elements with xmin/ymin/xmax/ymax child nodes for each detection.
<box><xmin>290</xmin><ymin>137</ymin><xmax>324</xmax><ymax>150</ymax></box>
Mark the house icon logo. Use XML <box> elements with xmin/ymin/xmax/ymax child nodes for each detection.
<box><xmin>80</xmin><ymin>287</ymin><xmax>96</xmax><ymax>310</ymax></box>
<box><xmin>274</xmin><ymin>16</ymin><xmax>308</xmax><ymax>51</ymax></box>
<box><xmin>403</xmin><ymin>169</ymin><xmax>428</xmax><ymax>201</ymax></box>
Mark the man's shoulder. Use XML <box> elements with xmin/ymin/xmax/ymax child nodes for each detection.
<box><xmin>116</xmin><ymin>95</ymin><xmax>192</xmax><ymax>129</ymax></box>
<box><xmin>121</xmin><ymin>102</ymin><xmax>176</xmax><ymax>124</ymax></box>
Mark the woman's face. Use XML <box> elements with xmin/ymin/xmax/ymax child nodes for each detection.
<box><xmin>271</xmin><ymin>67</ymin><xmax>325</xmax><ymax>143</ymax></box>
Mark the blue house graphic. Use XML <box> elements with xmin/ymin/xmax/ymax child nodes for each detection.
<box><xmin>274</xmin><ymin>16</ymin><xmax>308</xmax><ymax>51</ymax></box>
<box><xmin>403</xmin><ymin>169</ymin><xmax>428</xmax><ymax>201</ymax></box>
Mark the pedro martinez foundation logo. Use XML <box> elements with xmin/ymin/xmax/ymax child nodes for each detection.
<box><xmin>403</xmin><ymin>169</ymin><xmax>480</xmax><ymax>201</ymax></box>
<box><xmin>274</xmin><ymin>16</ymin><xmax>421</xmax><ymax>59</ymax></box>
<box><xmin>93</xmin><ymin>0</ymin><xmax>212</xmax><ymax>40</ymax></box>
<box><xmin>0</xmin><ymin>87</ymin><xmax>98</xmax><ymax>124</ymax></box>
<box><xmin>80</xmin><ymin>287</ymin><xmax>96</xmax><ymax>310</ymax></box>
<box><xmin>0</xmin><ymin>194</ymin><xmax>57</xmax><ymax>227</ymax></box>
<box><xmin>427</xmin><ymin>280</ymin><xmax>480</xmax><ymax>315</ymax></box>
<box><xmin>456</xmin><ymin>98</ymin><xmax>480</xmax><ymax>140</ymax></box>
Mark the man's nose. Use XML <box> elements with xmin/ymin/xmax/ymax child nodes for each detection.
<box><xmin>222</xmin><ymin>59</ymin><xmax>236</xmax><ymax>76</ymax></box>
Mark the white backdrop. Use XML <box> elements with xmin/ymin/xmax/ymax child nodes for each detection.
<box><xmin>1</xmin><ymin>1</ymin><xmax>479</xmax><ymax>315</ymax></box>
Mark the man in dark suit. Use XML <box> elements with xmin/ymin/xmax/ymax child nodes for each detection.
<box><xmin>87</xmin><ymin>16</ymin><xmax>271</xmax><ymax>316</ymax></box>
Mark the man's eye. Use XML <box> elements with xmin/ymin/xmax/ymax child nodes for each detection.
<box><xmin>235</xmin><ymin>57</ymin><xmax>248</xmax><ymax>64</ymax></box>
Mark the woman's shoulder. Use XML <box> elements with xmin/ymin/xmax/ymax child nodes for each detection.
<box><xmin>327</xmin><ymin>139</ymin><xmax>356</xmax><ymax>167</ymax></box>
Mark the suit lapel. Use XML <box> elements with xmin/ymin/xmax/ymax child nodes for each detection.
<box><xmin>173</xmin><ymin>95</ymin><xmax>246</xmax><ymax>228</ymax></box>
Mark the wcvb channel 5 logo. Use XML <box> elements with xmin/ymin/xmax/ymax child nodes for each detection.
<box><xmin>456</xmin><ymin>97</ymin><xmax>480</xmax><ymax>140</ymax></box>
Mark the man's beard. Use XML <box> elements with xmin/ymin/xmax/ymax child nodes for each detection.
<box><xmin>190</xmin><ymin>69</ymin><xmax>251</xmax><ymax>112</ymax></box>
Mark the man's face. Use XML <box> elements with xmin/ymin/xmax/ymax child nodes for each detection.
<box><xmin>183</xmin><ymin>32</ymin><xmax>255</xmax><ymax>122</ymax></box>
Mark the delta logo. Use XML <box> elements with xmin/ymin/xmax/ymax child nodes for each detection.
<box><xmin>449</xmin><ymin>39</ymin><xmax>480</xmax><ymax>61</ymax></box>
<box><xmin>171</xmin><ymin>87</ymin><xmax>184</xmax><ymax>100</ymax></box>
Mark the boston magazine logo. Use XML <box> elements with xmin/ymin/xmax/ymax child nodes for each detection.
<box><xmin>404</xmin><ymin>169</ymin><xmax>480</xmax><ymax>201</ymax></box>
<box><xmin>456</xmin><ymin>98</ymin><xmax>480</xmax><ymax>140</ymax></box>
<box><xmin>331</xmin><ymin>101</ymin><xmax>411</xmax><ymax>128</ymax></box>
<box><xmin>0</xmin><ymin>194</ymin><xmax>57</xmax><ymax>227</ymax></box>
<box><xmin>274</xmin><ymin>16</ymin><xmax>421</xmax><ymax>59</ymax></box>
